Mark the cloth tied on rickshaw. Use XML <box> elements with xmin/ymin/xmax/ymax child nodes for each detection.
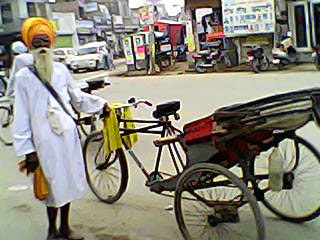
<box><xmin>103</xmin><ymin>103</ymin><xmax>138</xmax><ymax>155</ymax></box>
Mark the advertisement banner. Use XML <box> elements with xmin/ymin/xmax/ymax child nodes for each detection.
<box><xmin>222</xmin><ymin>0</ymin><xmax>275</xmax><ymax>36</ymax></box>
<box><xmin>123</xmin><ymin>37</ymin><xmax>135</xmax><ymax>65</ymax></box>
<box><xmin>139</xmin><ymin>5</ymin><xmax>159</xmax><ymax>25</ymax></box>
<box><xmin>133</xmin><ymin>35</ymin><xmax>146</xmax><ymax>61</ymax></box>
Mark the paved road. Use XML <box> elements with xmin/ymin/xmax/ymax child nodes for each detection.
<box><xmin>1</xmin><ymin>65</ymin><xmax>320</xmax><ymax>240</ymax></box>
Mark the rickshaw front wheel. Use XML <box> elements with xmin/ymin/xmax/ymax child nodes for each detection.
<box><xmin>174</xmin><ymin>163</ymin><xmax>266</xmax><ymax>240</ymax></box>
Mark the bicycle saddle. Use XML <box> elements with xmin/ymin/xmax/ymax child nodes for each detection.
<box><xmin>153</xmin><ymin>100</ymin><xmax>180</xmax><ymax>119</ymax></box>
<box><xmin>86</xmin><ymin>79</ymin><xmax>105</xmax><ymax>91</ymax></box>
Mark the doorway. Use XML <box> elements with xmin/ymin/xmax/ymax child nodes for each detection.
<box><xmin>288</xmin><ymin>1</ymin><xmax>311</xmax><ymax>51</ymax></box>
<box><xmin>289</xmin><ymin>0</ymin><xmax>320</xmax><ymax>51</ymax></box>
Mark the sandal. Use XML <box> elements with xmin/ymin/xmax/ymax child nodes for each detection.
<box><xmin>46</xmin><ymin>232</ymin><xmax>59</xmax><ymax>240</ymax></box>
<box><xmin>59</xmin><ymin>231</ymin><xmax>84</xmax><ymax>240</ymax></box>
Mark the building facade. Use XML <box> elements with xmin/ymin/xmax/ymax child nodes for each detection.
<box><xmin>0</xmin><ymin>0</ymin><xmax>51</xmax><ymax>34</ymax></box>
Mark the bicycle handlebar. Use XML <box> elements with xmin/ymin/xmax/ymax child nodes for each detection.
<box><xmin>112</xmin><ymin>98</ymin><xmax>153</xmax><ymax>109</ymax></box>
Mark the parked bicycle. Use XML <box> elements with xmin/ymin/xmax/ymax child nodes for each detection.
<box><xmin>84</xmin><ymin>88</ymin><xmax>320</xmax><ymax>240</ymax></box>
<box><xmin>83</xmin><ymin>99</ymin><xmax>185</xmax><ymax>203</ymax></box>
<box><xmin>0</xmin><ymin>97</ymin><xmax>13</xmax><ymax>146</ymax></box>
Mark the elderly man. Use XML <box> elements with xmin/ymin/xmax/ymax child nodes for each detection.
<box><xmin>14</xmin><ymin>17</ymin><xmax>109</xmax><ymax>240</ymax></box>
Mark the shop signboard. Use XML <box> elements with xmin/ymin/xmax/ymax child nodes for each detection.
<box><xmin>76</xmin><ymin>20</ymin><xmax>94</xmax><ymax>29</ymax></box>
<box><xmin>113</xmin><ymin>16</ymin><xmax>124</xmax><ymax>25</ymax></box>
<box><xmin>160</xmin><ymin>44</ymin><xmax>172</xmax><ymax>52</ymax></box>
<box><xmin>222</xmin><ymin>0</ymin><xmax>275</xmax><ymax>36</ymax></box>
<box><xmin>85</xmin><ymin>2</ymin><xmax>98</xmax><ymax>13</ymax></box>
<box><xmin>77</xmin><ymin>28</ymin><xmax>91</xmax><ymax>34</ymax></box>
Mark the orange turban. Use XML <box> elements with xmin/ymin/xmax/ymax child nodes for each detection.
<box><xmin>21</xmin><ymin>17</ymin><xmax>55</xmax><ymax>48</ymax></box>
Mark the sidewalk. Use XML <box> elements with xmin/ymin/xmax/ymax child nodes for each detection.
<box><xmin>119</xmin><ymin>61</ymin><xmax>319</xmax><ymax>78</ymax></box>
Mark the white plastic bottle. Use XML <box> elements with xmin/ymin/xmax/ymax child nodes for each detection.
<box><xmin>268</xmin><ymin>147</ymin><xmax>284</xmax><ymax>192</ymax></box>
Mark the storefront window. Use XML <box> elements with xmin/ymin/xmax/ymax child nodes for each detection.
<box><xmin>294</xmin><ymin>5</ymin><xmax>307</xmax><ymax>48</ymax></box>
<box><xmin>27</xmin><ymin>2</ymin><xmax>37</xmax><ymax>17</ymax></box>
<box><xmin>0</xmin><ymin>4</ymin><xmax>13</xmax><ymax>24</ymax></box>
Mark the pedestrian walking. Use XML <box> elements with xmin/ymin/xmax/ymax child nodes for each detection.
<box><xmin>14</xmin><ymin>17</ymin><xmax>111</xmax><ymax>240</ymax></box>
<box><xmin>102</xmin><ymin>45</ymin><xmax>109</xmax><ymax>70</ymax></box>
<box><xmin>107</xmin><ymin>41</ymin><xmax>115</xmax><ymax>70</ymax></box>
<box><xmin>6</xmin><ymin>41</ymin><xmax>32</xmax><ymax>103</ymax></box>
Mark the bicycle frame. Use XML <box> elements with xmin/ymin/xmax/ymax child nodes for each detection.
<box><xmin>117</xmin><ymin>114</ymin><xmax>185</xmax><ymax>185</ymax></box>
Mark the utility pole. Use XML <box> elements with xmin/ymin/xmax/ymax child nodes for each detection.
<box><xmin>146</xmin><ymin>0</ymin><xmax>157</xmax><ymax>75</ymax></box>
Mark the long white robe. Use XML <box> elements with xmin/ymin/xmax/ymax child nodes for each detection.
<box><xmin>13</xmin><ymin>62</ymin><xmax>106</xmax><ymax>207</ymax></box>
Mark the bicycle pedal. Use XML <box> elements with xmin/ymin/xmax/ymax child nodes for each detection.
<box><xmin>149</xmin><ymin>181</ymin><xmax>164</xmax><ymax>194</ymax></box>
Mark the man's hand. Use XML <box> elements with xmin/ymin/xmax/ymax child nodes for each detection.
<box><xmin>101</xmin><ymin>103</ymin><xmax>111</xmax><ymax>118</ymax></box>
<box><xmin>18</xmin><ymin>160</ymin><xmax>27</xmax><ymax>174</ymax></box>
<box><xmin>25</xmin><ymin>152</ymin><xmax>39</xmax><ymax>175</ymax></box>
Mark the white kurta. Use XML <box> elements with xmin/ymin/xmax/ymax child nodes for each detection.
<box><xmin>13</xmin><ymin>62</ymin><xmax>106</xmax><ymax>207</ymax></box>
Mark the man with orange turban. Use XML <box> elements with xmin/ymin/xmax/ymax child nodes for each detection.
<box><xmin>13</xmin><ymin>17</ymin><xmax>110</xmax><ymax>240</ymax></box>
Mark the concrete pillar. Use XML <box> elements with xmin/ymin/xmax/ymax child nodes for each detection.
<box><xmin>45</xmin><ymin>3</ymin><xmax>53</xmax><ymax>19</ymax></box>
<box><xmin>17</xmin><ymin>0</ymin><xmax>28</xmax><ymax>19</ymax></box>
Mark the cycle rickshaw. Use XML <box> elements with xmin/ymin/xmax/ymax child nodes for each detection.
<box><xmin>83</xmin><ymin>88</ymin><xmax>320</xmax><ymax>240</ymax></box>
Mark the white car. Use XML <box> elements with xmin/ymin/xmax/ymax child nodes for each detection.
<box><xmin>69</xmin><ymin>42</ymin><xmax>106</xmax><ymax>73</ymax></box>
<box><xmin>53</xmin><ymin>48</ymin><xmax>76</xmax><ymax>69</ymax></box>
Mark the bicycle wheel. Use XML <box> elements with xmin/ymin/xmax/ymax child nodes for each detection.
<box><xmin>0</xmin><ymin>106</ymin><xmax>13</xmax><ymax>146</ymax></box>
<box><xmin>251</xmin><ymin>59</ymin><xmax>260</xmax><ymax>73</ymax></box>
<box><xmin>83</xmin><ymin>131</ymin><xmax>129</xmax><ymax>204</ymax></box>
<box><xmin>0</xmin><ymin>78</ymin><xmax>6</xmax><ymax>97</ymax></box>
<box><xmin>256</xmin><ymin>137</ymin><xmax>320</xmax><ymax>223</ymax></box>
<box><xmin>175</xmin><ymin>163</ymin><xmax>265</xmax><ymax>240</ymax></box>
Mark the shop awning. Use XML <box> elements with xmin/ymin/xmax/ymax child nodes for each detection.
<box><xmin>185</xmin><ymin>0</ymin><xmax>221</xmax><ymax>9</ymax></box>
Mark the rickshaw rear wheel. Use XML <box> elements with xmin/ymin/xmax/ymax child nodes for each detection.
<box><xmin>174</xmin><ymin>163</ymin><xmax>266</xmax><ymax>240</ymax></box>
<box><xmin>255</xmin><ymin>137</ymin><xmax>320</xmax><ymax>223</ymax></box>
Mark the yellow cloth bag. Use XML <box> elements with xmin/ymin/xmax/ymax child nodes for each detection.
<box><xmin>103</xmin><ymin>108</ymin><xmax>122</xmax><ymax>155</ymax></box>
<box><xmin>103</xmin><ymin>103</ymin><xmax>138</xmax><ymax>155</ymax></box>
<box><xmin>122</xmin><ymin>106</ymin><xmax>138</xmax><ymax>149</ymax></box>
<box><xmin>33</xmin><ymin>166</ymin><xmax>49</xmax><ymax>201</ymax></box>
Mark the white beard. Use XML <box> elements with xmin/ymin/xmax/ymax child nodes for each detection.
<box><xmin>32</xmin><ymin>48</ymin><xmax>53</xmax><ymax>83</ymax></box>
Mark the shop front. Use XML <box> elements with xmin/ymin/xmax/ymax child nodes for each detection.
<box><xmin>185</xmin><ymin>0</ymin><xmax>277</xmax><ymax>65</ymax></box>
<box><xmin>144</xmin><ymin>20</ymin><xmax>186</xmax><ymax>48</ymax></box>
<box><xmin>284</xmin><ymin>0</ymin><xmax>320</xmax><ymax>53</ymax></box>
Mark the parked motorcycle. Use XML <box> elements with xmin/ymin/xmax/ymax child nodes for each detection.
<box><xmin>175</xmin><ymin>45</ymin><xmax>188</xmax><ymax>62</ymax></box>
<box><xmin>246</xmin><ymin>45</ymin><xmax>270</xmax><ymax>73</ymax></box>
<box><xmin>272</xmin><ymin>32</ymin><xmax>297</xmax><ymax>70</ymax></box>
<box><xmin>312</xmin><ymin>46</ymin><xmax>320</xmax><ymax>71</ymax></box>
<box><xmin>193</xmin><ymin>43</ymin><xmax>232</xmax><ymax>73</ymax></box>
